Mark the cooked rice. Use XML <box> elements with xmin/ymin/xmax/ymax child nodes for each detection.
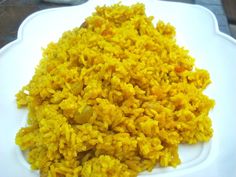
<box><xmin>15</xmin><ymin>3</ymin><xmax>215</xmax><ymax>177</ymax></box>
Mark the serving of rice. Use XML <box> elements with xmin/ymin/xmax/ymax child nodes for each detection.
<box><xmin>15</xmin><ymin>3</ymin><xmax>215</xmax><ymax>177</ymax></box>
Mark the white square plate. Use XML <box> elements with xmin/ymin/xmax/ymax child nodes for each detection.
<box><xmin>0</xmin><ymin>0</ymin><xmax>236</xmax><ymax>177</ymax></box>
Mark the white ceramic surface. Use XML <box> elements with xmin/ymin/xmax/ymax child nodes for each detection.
<box><xmin>0</xmin><ymin>0</ymin><xmax>236</xmax><ymax>177</ymax></box>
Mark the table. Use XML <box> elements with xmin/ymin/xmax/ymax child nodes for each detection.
<box><xmin>0</xmin><ymin>0</ymin><xmax>231</xmax><ymax>48</ymax></box>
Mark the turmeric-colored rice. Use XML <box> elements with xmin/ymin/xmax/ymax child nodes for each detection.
<box><xmin>15</xmin><ymin>3</ymin><xmax>215</xmax><ymax>177</ymax></box>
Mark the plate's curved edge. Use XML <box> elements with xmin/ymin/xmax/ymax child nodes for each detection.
<box><xmin>0</xmin><ymin>7</ymin><xmax>66</xmax><ymax>54</ymax></box>
<box><xmin>157</xmin><ymin>0</ymin><xmax>236</xmax><ymax>45</ymax></box>
<box><xmin>0</xmin><ymin>0</ymin><xmax>109</xmax><ymax>55</ymax></box>
<box><xmin>192</xmin><ymin>4</ymin><xmax>236</xmax><ymax>44</ymax></box>
<box><xmin>0</xmin><ymin>1</ymin><xmax>95</xmax><ymax>55</ymax></box>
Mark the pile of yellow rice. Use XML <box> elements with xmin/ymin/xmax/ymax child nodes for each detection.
<box><xmin>16</xmin><ymin>3</ymin><xmax>215</xmax><ymax>177</ymax></box>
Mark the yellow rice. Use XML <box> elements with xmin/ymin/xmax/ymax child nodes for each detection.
<box><xmin>15</xmin><ymin>3</ymin><xmax>215</xmax><ymax>177</ymax></box>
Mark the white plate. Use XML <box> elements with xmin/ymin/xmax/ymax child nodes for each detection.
<box><xmin>0</xmin><ymin>0</ymin><xmax>236</xmax><ymax>177</ymax></box>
